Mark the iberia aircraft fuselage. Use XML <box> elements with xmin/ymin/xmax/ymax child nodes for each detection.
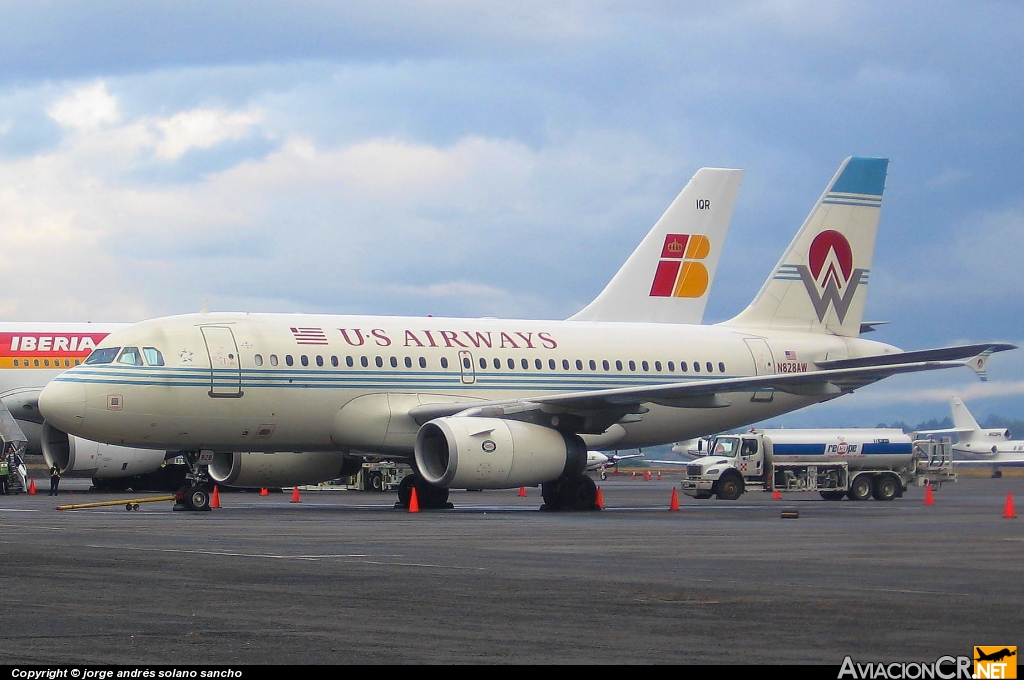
<box><xmin>42</xmin><ymin>313</ymin><xmax>896</xmax><ymax>454</ymax></box>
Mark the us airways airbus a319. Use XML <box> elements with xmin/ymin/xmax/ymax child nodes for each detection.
<box><xmin>13</xmin><ymin>166</ymin><xmax>740</xmax><ymax>492</ymax></box>
<box><xmin>38</xmin><ymin>157</ymin><xmax>1014</xmax><ymax>512</ymax></box>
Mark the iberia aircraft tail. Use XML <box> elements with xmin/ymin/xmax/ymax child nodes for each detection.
<box><xmin>724</xmin><ymin>156</ymin><xmax>888</xmax><ymax>337</ymax></box>
<box><xmin>570</xmin><ymin>167</ymin><xmax>742</xmax><ymax>324</ymax></box>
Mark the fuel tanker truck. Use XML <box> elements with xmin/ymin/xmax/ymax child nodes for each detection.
<box><xmin>681</xmin><ymin>429</ymin><xmax>956</xmax><ymax>501</ymax></box>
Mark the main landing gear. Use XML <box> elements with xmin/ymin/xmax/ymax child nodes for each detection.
<box><xmin>172</xmin><ymin>451</ymin><xmax>214</xmax><ymax>512</ymax></box>
<box><xmin>396</xmin><ymin>473</ymin><xmax>453</xmax><ymax>510</ymax></box>
<box><xmin>541</xmin><ymin>473</ymin><xmax>601</xmax><ymax>511</ymax></box>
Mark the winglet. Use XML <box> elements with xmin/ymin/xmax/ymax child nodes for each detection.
<box><xmin>965</xmin><ymin>349</ymin><xmax>996</xmax><ymax>382</ymax></box>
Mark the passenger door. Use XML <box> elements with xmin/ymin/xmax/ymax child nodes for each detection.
<box><xmin>201</xmin><ymin>326</ymin><xmax>243</xmax><ymax>398</ymax></box>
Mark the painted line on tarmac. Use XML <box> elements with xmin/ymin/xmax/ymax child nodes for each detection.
<box><xmin>86</xmin><ymin>544</ymin><xmax>486</xmax><ymax>570</ymax></box>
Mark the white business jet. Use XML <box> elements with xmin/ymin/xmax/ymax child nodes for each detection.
<box><xmin>38</xmin><ymin>157</ymin><xmax>1013</xmax><ymax>511</ymax></box>
<box><xmin>20</xmin><ymin>167</ymin><xmax>741</xmax><ymax>492</ymax></box>
<box><xmin>918</xmin><ymin>397</ymin><xmax>1024</xmax><ymax>477</ymax></box>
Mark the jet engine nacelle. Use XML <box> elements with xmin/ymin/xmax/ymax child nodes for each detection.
<box><xmin>415</xmin><ymin>417</ymin><xmax>587</xmax><ymax>489</ymax></box>
<box><xmin>208</xmin><ymin>451</ymin><xmax>356</xmax><ymax>488</ymax></box>
<box><xmin>981</xmin><ymin>428</ymin><xmax>1012</xmax><ymax>441</ymax></box>
<box><xmin>41</xmin><ymin>421</ymin><xmax>168</xmax><ymax>478</ymax></box>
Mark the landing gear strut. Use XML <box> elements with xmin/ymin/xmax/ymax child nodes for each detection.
<box><xmin>541</xmin><ymin>473</ymin><xmax>601</xmax><ymax>511</ymax></box>
<box><xmin>396</xmin><ymin>473</ymin><xmax>452</xmax><ymax>510</ymax></box>
<box><xmin>172</xmin><ymin>451</ymin><xmax>214</xmax><ymax>512</ymax></box>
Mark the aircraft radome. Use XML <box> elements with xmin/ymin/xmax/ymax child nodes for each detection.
<box><xmin>38</xmin><ymin>158</ymin><xmax>1014</xmax><ymax>512</ymax></box>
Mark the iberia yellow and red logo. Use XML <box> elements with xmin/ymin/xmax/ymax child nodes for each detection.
<box><xmin>649</xmin><ymin>233</ymin><xmax>711</xmax><ymax>298</ymax></box>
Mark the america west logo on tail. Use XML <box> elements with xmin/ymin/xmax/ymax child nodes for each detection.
<box><xmin>649</xmin><ymin>233</ymin><xmax>712</xmax><ymax>298</ymax></box>
<box><xmin>796</xmin><ymin>229</ymin><xmax>867</xmax><ymax>323</ymax></box>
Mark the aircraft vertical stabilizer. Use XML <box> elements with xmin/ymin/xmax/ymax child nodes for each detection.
<box><xmin>570</xmin><ymin>167</ymin><xmax>742</xmax><ymax>324</ymax></box>
<box><xmin>950</xmin><ymin>397</ymin><xmax>983</xmax><ymax>436</ymax></box>
<box><xmin>724</xmin><ymin>157</ymin><xmax>888</xmax><ymax>337</ymax></box>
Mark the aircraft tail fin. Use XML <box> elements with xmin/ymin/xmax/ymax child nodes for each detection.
<box><xmin>570</xmin><ymin>167</ymin><xmax>742</xmax><ymax>324</ymax></box>
<box><xmin>950</xmin><ymin>397</ymin><xmax>982</xmax><ymax>434</ymax></box>
<box><xmin>723</xmin><ymin>157</ymin><xmax>888</xmax><ymax>336</ymax></box>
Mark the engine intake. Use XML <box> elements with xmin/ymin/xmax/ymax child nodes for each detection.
<box><xmin>41</xmin><ymin>421</ymin><xmax>168</xmax><ymax>478</ymax></box>
<box><xmin>415</xmin><ymin>417</ymin><xmax>587</xmax><ymax>489</ymax></box>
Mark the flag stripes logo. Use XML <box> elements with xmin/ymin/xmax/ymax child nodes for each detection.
<box><xmin>290</xmin><ymin>327</ymin><xmax>329</xmax><ymax>345</ymax></box>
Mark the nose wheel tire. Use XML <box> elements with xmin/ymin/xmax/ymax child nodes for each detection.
<box><xmin>184</xmin><ymin>485</ymin><xmax>212</xmax><ymax>511</ymax></box>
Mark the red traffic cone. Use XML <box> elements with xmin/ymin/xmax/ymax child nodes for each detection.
<box><xmin>518</xmin><ymin>486</ymin><xmax>527</xmax><ymax>497</ymax></box>
<box><xmin>669</xmin><ymin>487</ymin><xmax>680</xmax><ymax>511</ymax></box>
<box><xmin>657</xmin><ymin>471</ymin><xmax>662</xmax><ymax>481</ymax></box>
<box><xmin>924</xmin><ymin>483</ymin><xmax>934</xmax><ymax>506</ymax></box>
<box><xmin>408</xmin><ymin>487</ymin><xmax>420</xmax><ymax>513</ymax></box>
<box><xmin>210</xmin><ymin>485</ymin><xmax>221</xmax><ymax>509</ymax></box>
<box><xmin>28</xmin><ymin>479</ymin><xmax>37</xmax><ymax>495</ymax></box>
<box><xmin>632</xmin><ymin>471</ymin><xmax>637</xmax><ymax>480</ymax></box>
<box><xmin>772</xmin><ymin>490</ymin><xmax>781</xmax><ymax>500</ymax></box>
<box><xmin>613</xmin><ymin>468</ymin><xmax>619</xmax><ymax>476</ymax></box>
<box><xmin>596</xmin><ymin>486</ymin><xmax>605</xmax><ymax>510</ymax></box>
<box><xmin>259</xmin><ymin>487</ymin><xmax>269</xmax><ymax>496</ymax></box>
<box><xmin>290</xmin><ymin>487</ymin><xmax>301</xmax><ymax>503</ymax></box>
<box><xmin>1004</xmin><ymin>493</ymin><xmax>1017</xmax><ymax>519</ymax></box>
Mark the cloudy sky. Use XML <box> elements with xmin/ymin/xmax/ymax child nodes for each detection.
<box><xmin>2</xmin><ymin>1</ymin><xmax>1022</xmax><ymax>426</ymax></box>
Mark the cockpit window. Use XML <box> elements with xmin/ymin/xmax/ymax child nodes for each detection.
<box><xmin>143</xmin><ymin>347</ymin><xmax>165</xmax><ymax>366</ymax></box>
<box><xmin>117</xmin><ymin>347</ymin><xmax>143</xmax><ymax>365</ymax></box>
<box><xmin>84</xmin><ymin>347</ymin><xmax>120</xmax><ymax>365</ymax></box>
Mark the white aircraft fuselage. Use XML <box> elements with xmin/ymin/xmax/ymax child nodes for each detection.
<box><xmin>41</xmin><ymin>312</ymin><xmax>896</xmax><ymax>454</ymax></box>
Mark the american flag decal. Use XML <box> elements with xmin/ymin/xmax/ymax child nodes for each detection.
<box><xmin>291</xmin><ymin>327</ymin><xmax>329</xmax><ymax>345</ymax></box>
<box><xmin>785</xmin><ymin>350</ymin><xmax>797</xmax><ymax>360</ymax></box>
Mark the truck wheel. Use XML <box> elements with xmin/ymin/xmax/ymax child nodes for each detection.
<box><xmin>847</xmin><ymin>475</ymin><xmax>872</xmax><ymax>501</ymax></box>
<box><xmin>715</xmin><ymin>474</ymin><xmax>743</xmax><ymax>501</ymax></box>
<box><xmin>819</xmin><ymin>491</ymin><xmax>845</xmax><ymax>501</ymax></box>
<box><xmin>872</xmin><ymin>474</ymin><xmax>899</xmax><ymax>501</ymax></box>
<box><xmin>370</xmin><ymin>472</ymin><xmax>384</xmax><ymax>492</ymax></box>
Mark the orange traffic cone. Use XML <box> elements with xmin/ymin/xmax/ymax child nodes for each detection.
<box><xmin>259</xmin><ymin>487</ymin><xmax>269</xmax><ymax>496</ymax></box>
<box><xmin>596</xmin><ymin>486</ymin><xmax>605</xmax><ymax>510</ymax></box>
<box><xmin>657</xmin><ymin>471</ymin><xmax>662</xmax><ymax>481</ymax></box>
<box><xmin>1004</xmin><ymin>493</ymin><xmax>1017</xmax><ymax>519</ymax></box>
<box><xmin>28</xmin><ymin>479</ymin><xmax>37</xmax><ymax>495</ymax></box>
<box><xmin>211</xmin><ymin>485</ymin><xmax>221</xmax><ymax>509</ymax></box>
<box><xmin>518</xmin><ymin>486</ymin><xmax>527</xmax><ymax>497</ymax></box>
<box><xmin>772</xmin><ymin>490</ymin><xmax>781</xmax><ymax>500</ymax></box>
<box><xmin>408</xmin><ymin>487</ymin><xmax>420</xmax><ymax>513</ymax></box>
<box><xmin>924</xmin><ymin>483</ymin><xmax>934</xmax><ymax>506</ymax></box>
<box><xmin>632</xmin><ymin>471</ymin><xmax>637</xmax><ymax>480</ymax></box>
<box><xmin>290</xmin><ymin>487</ymin><xmax>301</xmax><ymax>503</ymax></box>
<box><xmin>669</xmin><ymin>487</ymin><xmax>680</xmax><ymax>511</ymax></box>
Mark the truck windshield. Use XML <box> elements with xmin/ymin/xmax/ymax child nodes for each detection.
<box><xmin>711</xmin><ymin>437</ymin><xmax>740</xmax><ymax>456</ymax></box>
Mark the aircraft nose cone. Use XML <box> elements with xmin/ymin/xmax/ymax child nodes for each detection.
<box><xmin>38</xmin><ymin>380</ymin><xmax>87</xmax><ymax>433</ymax></box>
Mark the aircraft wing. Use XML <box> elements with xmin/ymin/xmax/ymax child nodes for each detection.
<box><xmin>409</xmin><ymin>343</ymin><xmax>1015</xmax><ymax>434</ymax></box>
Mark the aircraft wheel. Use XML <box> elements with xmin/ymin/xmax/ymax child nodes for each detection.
<box><xmin>397</xmin><ymin>474</ymin><xmax>415</xmax><ymax>507</ymax></box>
<box><xmin>872</xmin><ymin>474</ymin><xmax>899</xmax><ymax>501</ymax></box>
<box><xmin>715</xmin><ymin>473</ymin><xmax>743</xmax><ymax>501</ymax></box>
<box><xmin>848</xmin><ymin>475</ymin><xmax>872</xmax><ymax>501</ymax></box>
<box><xmin>992</xmin><ymin>469</ymin><xmax>1003</xmax><ymax>479</ymax></box>
<box><xmin>415</xmin><ymin>478</ymin><xmax>450</xmax><ymax>509</ymax></box>
<box><xmin>184</xmin><ymin>485</ymin><xmax>212</xmax><ymax>511</ymax></box>
<box><xmin>541</xmin><ymin>479</ymin><xmax>563</xmax><ymax>511</ymax></box>
<box><xmin>600</xmin><ymin>470</ymin><xmax>608</xmax><ymax>481</ymax></box>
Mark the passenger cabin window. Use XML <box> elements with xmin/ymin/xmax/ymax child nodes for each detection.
<box><xmin>285</xmin><ymin>355</ymin><xmax>294</xmax><ymax>367</ymax></box>
<box><xmin>254</xmin><ymin>354</ymin><xmax>264</xmax><ymax>366</ymax></box>
<box><xmin>85</xmin><ymin>347</ymin><xmax>120</xmax><ymax>365</ymax></box>
<box><xmin>440</xmin><ymin>357</ymin><xmax>449</xmax><ymax>369</ymax></box>
<box><xmin>117</xmin><ymin>347</ymin><xmax>142</xmax><ymax>366</ymax></box>
<box><xmin>143</xmin><ymin>347</ymin><xmax>165</xmax><ymax>366</ymax></box>
<box><xmin>270</xmin><ymin>354</ymin><xmax>279</xmax><ymax>366</ymax></box>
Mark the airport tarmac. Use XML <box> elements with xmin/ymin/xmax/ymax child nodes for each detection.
<box><xmin>1</xmin><ymin>475</ymin><xmax>1021</xmax><ymax>665</ymax></box>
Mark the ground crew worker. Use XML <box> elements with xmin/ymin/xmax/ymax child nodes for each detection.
<box><xmin>0</xmin><ymin>456</ymin><xmax>9</xmax><ymax>495</ymax></box>
<box><xmin>49</xmin><ymin>464</ymin><xmax>61</xmax><ymax>496</ymax></box>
